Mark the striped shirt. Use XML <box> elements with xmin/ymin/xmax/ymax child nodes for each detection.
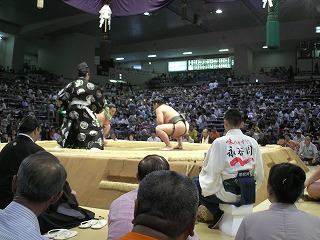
<box><xmin>0</xmin><ymin>201</ymin><xmax>49</xmax><ymax>240</ymax></box>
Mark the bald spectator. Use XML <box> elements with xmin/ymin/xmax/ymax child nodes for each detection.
<box><xmin>140</xmin><ymin>129</ymin><xmax>149</xmax><ymax>141</ymax></box>
<box><xmin>200</xmin><ymin>128</ymin><xmax>214</xmax><ymax>144</ymax></box>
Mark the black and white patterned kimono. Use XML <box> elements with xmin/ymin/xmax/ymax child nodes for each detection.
<box><xmin>57</xmin><ymin>77</ymin><xmax>105</xmax><ymax>150</ymax></box>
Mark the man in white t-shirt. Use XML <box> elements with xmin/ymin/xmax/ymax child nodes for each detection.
<box><xmin>147</xmin><ymin>132</ymin><xmax>161</xmax><ymax>142</ymax></box>
<box><xmin>196</xmin><ymin>109</ymin><xmax>264</xmax><ymax>229</ymax></box>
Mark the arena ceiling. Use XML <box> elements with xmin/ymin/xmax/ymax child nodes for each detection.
<box><xmin>0</xmin><ymin>0</ymin><xmax>319</xmax><ymax>62</ymax></box>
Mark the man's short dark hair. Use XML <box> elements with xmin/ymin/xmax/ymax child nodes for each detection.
<box><xmin>138</xmin><ymin>154</ymin><xmax>169</xmax><ymax>180</ymax></box>
<box><xmin>135</xmin><ymin>170</ymin><xmax>198</xmax><ymax>238</ymax></box>
<box><xmin>224</xmin><ymin>109</ymin><xmax>243</xmax><ymax>127</ymax></box>
<box><xmin>18</xmin><ymin>115</ymin><xmax>40</xmax><ymax>134</ymax></box>
<box><xmin>152</xmin><ymin>97</ymin><xmax>165</xmax><ymax>106</ymax></box>
<box><xmin>108</xmin><ymin>103</ymin><xmax>116</xmax><ymax>109</ymax></box>
<box><xmin>17</xmin><ymin>151</ymin><xmax>67</xmax><ymax>203</ymax></box>
<box><xmin>278</xmin><ymin>135</ymin><xmax>285</xmax><ymax>140</ymax></box>
<box><xmin>78</xmin><ymin>62</ymin><xmax>90</xmax><ymax>77</ymax></box>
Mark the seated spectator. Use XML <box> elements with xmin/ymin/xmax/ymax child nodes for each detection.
<box><xmin>8</xmin><ymin>129</ymin><xmax>17</xmax><ymax>142</ymax></box>
<box><xmin>209</xmin><ymin>126</ymin><xmax>220</xmax><ymax>141</ymax></box>
<box><xmin>200</xmin><ymin>128</ymin><xmax>213</xmax><ymax>144</ymax></box>
<box><xmin>147</xmin><ymin>132</ymin><xmax>161</xmax><ymax>142</ymax></box>
<box><xmin>188</xmin><ymin>125</ymin><xmax>198</xmax><ymax>143</ymax></box>
<box><xmin>52</xmin><ymin>129</ymin><xmax>62</xmax><ymax>141</ymax></box>
<box><xmin>41</xmin><ymin>126</ymin><xmax>51</xmax><ymax>140</ymax></box>
<box><xmin>265</xmin><ymin>129</ymin><xmax>277</xmax><ymax>144</ymax></box>
<box><xmin>247</xmin><ymin>128</ymin><xmax>259</xmax><ymax>140</ymax></box>
<box><xmin>235</xmin><ymin>163</ymin><xmax>320</xmax><ymax>240</ymax></box>
<box><xmin>109</xmin><ymin>155</ymin><xmax>170</xmax><ymax>239</ymax></box>
<box><xmin>0</xmin><ymin>132</ymin><xmax>9</xmax><ymax>143</ymax></box>
<box><xmin>293</xmin><ymin>129</ymin><xmax>305</xmax><ymax>143</ymax></box>
<box><xmin>0</xmin><ymin>151</ymin><xmax>67</xmax><ymax>240</ymax></box>
<box><xmin>277</xmin><ymin>134</ymin><xmax>300</xmax><ymax>153</ymax></box>
<box><xmin>110</xmin><ymin>132</ymin><xmax>118</xmax><ymax>141</ymax></box>
<box><xmin>299</xmin><ymin>135</ymin><xmax>318</xmax><ymax>166</ymax></box>
<box><xmin>118</xmin><ymin>170</ymin><xmax>198</xmax><ymax>240</ymax></box>
<box><xmin>182</xmin><ymin>133</ymin><xmax>194</xmax><ymax>143</ymax></box>
<box><xmin>257</xmin><ymin>132</ymin><xmax>268</xmax><ymax>146</ymax></box>
<box><xmin>139</xmin><ymin>129</ymin><xmax>149</xmax><ymax>141</ymax></box>
<box><xmin>128</xmin><ymin>134</ymin><xmax>135</xmax><ymax>141</ymax></box>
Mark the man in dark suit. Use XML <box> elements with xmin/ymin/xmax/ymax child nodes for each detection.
<box><xmin>0</xmin><ymin>115</ymin><xmax>94</xmax><ymax>233</ymax></box>
<box><xmin>0</xmin><ymin>115</ymin><xmax>44</xmax><ymax>209</ymax></box>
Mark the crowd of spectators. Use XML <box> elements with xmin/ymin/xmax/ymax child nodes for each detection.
<box><xmin>1</xmin><ymin>68</ymin><xmax>320</xmax><ymax>156</ymax></box>
<box><xmin>0</xmin><ymin>67</ymin><xmax>63</xmax><ymax>142</ymax></box>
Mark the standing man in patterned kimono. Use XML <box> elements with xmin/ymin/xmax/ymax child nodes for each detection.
<box><xmin>56</xmin><ymin>62</ymin><xmax>105</xmax><ymax>150</ymax></box>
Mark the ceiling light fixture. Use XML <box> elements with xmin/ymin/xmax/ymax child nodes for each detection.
<box><xmin>219</xmin><ymin>49</ymin><xmax>229</xmax><ymax>52</ymax></box>
<box><xmin>0</xmin><ymin>37</ymin><xmax>2</xmax><ymax>40</ymax></box>
<box><xmin>216</xmin><ymin>9</ymin><xmax>222</xmax><ymax>14</ymax></box>
<box><xmin>116</xmin><ymin>57</ymin><xmax>124</xmax><ymax>60</ymax></box>
<box><xmin>144</xmin><ymin>12</ymin><xmax>150</xmax><ymax>16</ymax></box>
<box><xmin>183</xmin><ymin>52</ymin><xmax>192</xmax><ymax>55</ymax></box>
<box><xmin>148</xmin><ymin>55</ymin><xmax>157</xmax><ymax>58</ymax></box>
<box><xmin>37</xmin><ymin>0</ymin><xmax>44</xmax><ymax>9</ymax></box>
<box><xmin>262</xmin><ymin>46</ymin><xmax>268</xmax><ymax>49</ymax></box>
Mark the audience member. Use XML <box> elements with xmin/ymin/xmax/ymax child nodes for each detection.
<box><xmin>0</xmin><ymin>151</ymin><xmax>67</xmax><ymax>240</ymax></box>
<box><xmin>235</xmin><ymin>163</ymin><xmax>320</xmax><ymax>240</ymax></box>
<box><xmin>257</xmin><ymin>132</ymin><xmax>268</xmax><ymax>146</ymax></box>
<box><xmin>277</xmin><ymin>134</ymin><xmax>300</xmax><ymax>152</ymax></box>
<box><xmin>0</xmin><ymin>116</ymin><xmax>93</xmax><ymax>233</ymax></box>
<box><xmin>110</xmin><ymin>132</ymin><xmax>118</xmax><ymax>141</ymax></box>
<box><xmin>118</xmin><ymin>170</ymin><xmax>198</xmax><ymax>240</ymax></box>
<box><xmin>196</xmin><ymin>109</ymin><xmax>264</xmax><ymax>229</ymax></box>
<box><xmin>200</xmin><ymin>128</ymin><xmax>213</xmax><ymax>144</ymax></box>
<box><xmin>0</xmin><ymin>115</ymin><xmax>44</xmax><ymax>209</ymax></box>
<box><xmin>188</xmin><ymin>125</ymin><xmax>199</xmax><ymax>143</ymax></box>
<box><xmin>108</xmin><ymin>155</ymin><xmax>170</xmax><ymax>239</ymax></box>
<box><xmin>264</xmin><ymin>129</ymin><xmax>277</xmax><ymax>144</ymax></box>
<box><xmin>139</xmin><ymin>129</ymin><xmax>149</xmax><ymax>141</ymax></box>
<box><xmin>147</xmin><ymin>132</ymin><xmax>161</xmax><ymax>142</ymax></box>
<box><xmin>209</xmin><ymin>127</ymin><xmax>220</xmax><ymax>140</ymax></box>
<box><xmin>299</xmin><ymin>135</ymin><xmax>318</xmax><ymax>166</ymax></box>
<box><xmin>293</xmin><ymin>129</ymin><xmax>305</xmax><ymax>143</ymax></box>
<box><xmin>0</xmin><ymin>132</ymin><xmax>9</xmax><ymax>143</ymax></box>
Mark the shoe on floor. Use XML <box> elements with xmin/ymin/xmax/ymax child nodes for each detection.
<box><xmin>208</xmin><ymin>211</ymin><xmax>224</xmax><ymax>229</ymax></box>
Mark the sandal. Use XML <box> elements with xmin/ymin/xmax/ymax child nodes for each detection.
<box><xmin>79</xmin><ymin>217</ymin><xmax>107</xmax><ymax>229</ymax></box>
<box><xmin>44</xmin><ymin>229</ymin><xmax>77</xmax><ymax>240</ymax></box>
<box><xmin>79</xmin><ymin>219</ymin><xmax>99</xmax><ymax>229</ymax></box>
<box><xmin>91</xmin><ymin>218</ymin><xmax>107</xmax><ymax>229</ymax></box>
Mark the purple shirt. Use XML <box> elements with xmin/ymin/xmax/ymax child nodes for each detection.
<box><xmin>107</xmin><ymin>188</ymin><xmax>199</xmax><ymax>240</ymax></box>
